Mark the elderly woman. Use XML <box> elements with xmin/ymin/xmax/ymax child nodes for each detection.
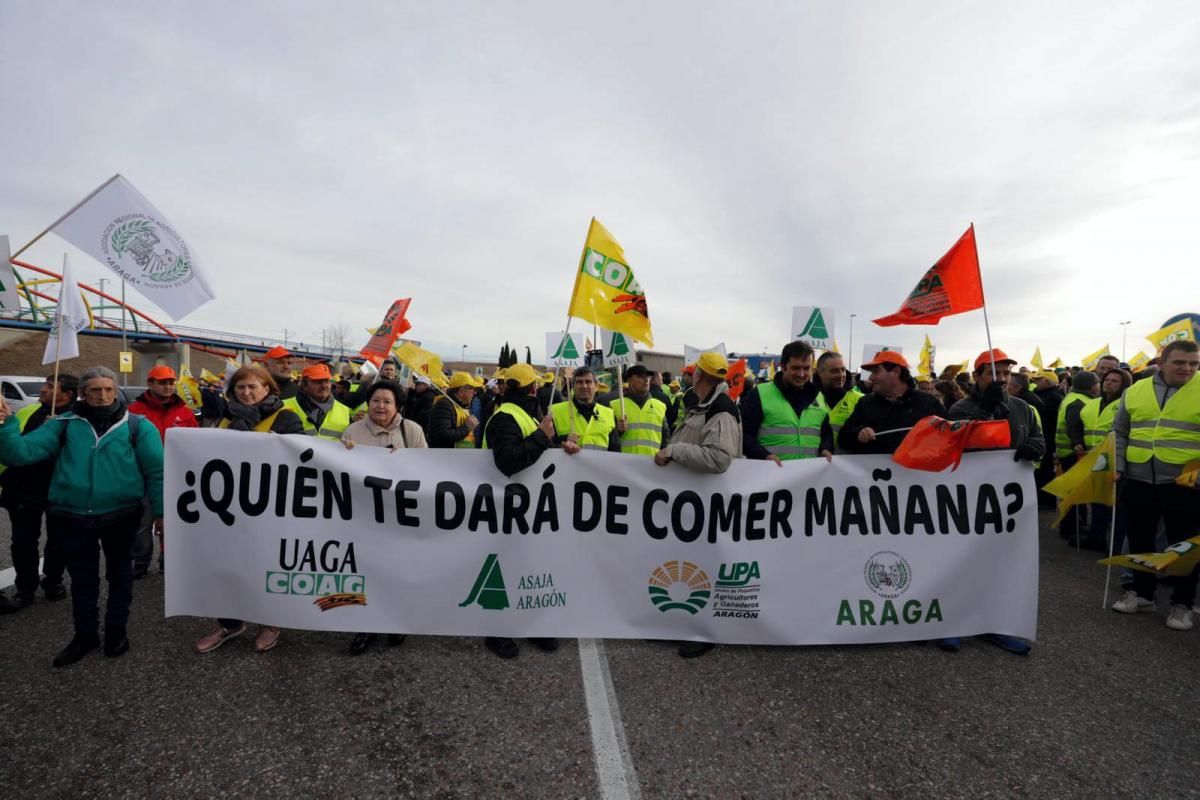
<box><xmin>195</xmin><ymin>365</ymin><xmax>302</xmax><ymax>655</ymax></box>
<box><xmin>341</xmin><ymin>380</ymin><xmax>426</xmax><ymax>654</ymax></box>
<box><xmin>0</xmin><ymin>366</ymin><xmax>163</xmax><ymax>667</ymax></box>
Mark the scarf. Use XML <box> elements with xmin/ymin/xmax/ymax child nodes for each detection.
<box><xmin>296</xmin><ymin>392</ymin><xmax>334</xmax><ymax>428</ymax></box>
<box><xmin>224</xmin><ymin>394</ymin><xmax>284</xmax><ymax>432</ymax></box>
<box><xmin>73</xmin><ymin>394</ymin><xmax>127</xmax><ymax>436</ymax></box>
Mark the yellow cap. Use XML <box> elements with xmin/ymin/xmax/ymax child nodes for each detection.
<box><xmin>494</xmin><ymin>368</ymin><xmax>507</xmax><ymax>380</ymax></box>
<box><xmin>695</xmin><ymin>351</ymin><xmax>729</xmax><ymax>379</ymax></box>
<box><xmin>448</xmin><ymin>371</ymin><xmax>483</xmax><ymax>389</ymax></box>
<box><xmin>541</xmin><ymin>371</ymin><xmax>556</xmax><ymax>385</ymax></box>
<box><xmin>502</xmin><ymin>363</ymin><xmax>540</xmax><ymax>387</ymax></box>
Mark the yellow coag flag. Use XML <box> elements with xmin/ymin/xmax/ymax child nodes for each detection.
<box><xmin>177</xmin><ymin>366</ymin><xmax>202</xmax><ymax>410</ymax></box>
<box><xmin>394</xmin><ymin>342</ymin><xmax>447</xmax><ymax>386</ymax></box>
<box><xmin>1145</xmin><ymin>319</ymin><xmax>1194</xmax><ymax>352</ymax></box>
<box><xmin>1044</xmin><ymin>432</ymin><xmax>1116</xmax><ymax>527</ymax></box>
<box><xmin>567</xmin><ymin>218</ymin><xmax>653</xmax><ymax>347</ymax></box>
<box><xmin>1100</xmin><ymin>536</ymin><xmax>1200</xmax><ymax>576</ymax></box>
<box><xmin>1128</xmin><ymin>351</ymin><xmax>1151</xmax><ymax>372</ymax></box>
<box><xmin>199</xmin><ymin>368</ymin><xmax>221</xmax><ymax>384</ymax></box>
<box><xmin>1081</xmin><ymin>344</ymin><xmax>1110</xmax><ymax>371</ymax></box>
<box><xmin>1030</xmin><ymin>347</ymin><xmax>1044</xmax><ymax>370</ymax></box>
<box><xmin>918</xmin><ymin>334</ymin><xmax>934</xmax><ymax>379</ymax></box>
<box><xmin>1048</xmin><ymin>357</ymin><xmax>1064</xmax><ymax>369</ymax></box>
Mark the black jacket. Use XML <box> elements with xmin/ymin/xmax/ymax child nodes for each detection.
<box><xmin>0</xmin><ymin>403</ymin><xmax>62</xmax><ymax>506</ymax></box>
<box><xmin>1033</xmin><ymin>386</ymin><xmax>1064</xmax><ymax>443</ymax></box>
<box><xmin>276</xmin><ymin>377</ymin><xmax>299</xmax><ymax>400</ymax></box>
<box><xmin>948</xmin><ymin>384</ymin><xmax>1046</xmax><ymax>461</ymax></box>
<box><xmin>486</xmin><ymin>393</ymin><xmax>552</xmax><ymax>477</ymax></box>
<box><xmin>740</xmin><ymin>375</ymin><xmax>834</xmax><ymax>459</ymax></box>
<box><xmin>428</xmin><ymin>397</ymin><xmax>474</xmax><ymax>449</ymax></box>
<box><xmin>838</xmin><ymin>387</ymin><xmax>945</xmax><ymax>455</ymax></box>
<box><xmin>404</xmin><ymin>387</ymin><xmax>436</xmax><ymax>434</ymax></box>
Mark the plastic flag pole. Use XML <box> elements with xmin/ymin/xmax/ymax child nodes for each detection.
<box><xmin>1102</xmin><ymin>481</ymin><xmax>1118</xmax><ymax>609</ymax></box>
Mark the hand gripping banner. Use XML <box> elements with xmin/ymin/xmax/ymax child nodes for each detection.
<box><xmin>165</xmin><ymin>429</ymin><xmax>1038</xmax><ymax>645</ymax></box>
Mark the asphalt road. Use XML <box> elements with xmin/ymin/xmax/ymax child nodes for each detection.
<box><xmin>1</xmin><ymin>512</ymin><xmax>1198</xmax><ymax>799</ymax></box>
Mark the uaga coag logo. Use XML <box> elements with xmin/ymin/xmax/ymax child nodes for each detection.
<box><xmin>267</xmin><ymin>538</ymin><xmax>366</xmax><ymax>612</ymax></box>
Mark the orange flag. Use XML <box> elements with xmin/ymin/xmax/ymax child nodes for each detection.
<box><xmin>725</xmin><ymin>358</ymin><xmax>749</xmax><ymax>400</ymax></box>
<box><xmin>360</xmin><ymin>298</ymin><xmax>412</xmax><ymax>359</ymax></box>
<box><xmin>892</xmin><ymin>416</ymin><xmax>1011</xmax><ymax>472</ymax></box>
<box><xmin>873</xmin><ymin>226</ymin><xmax>984</xmax><ymax>326</ymax></box>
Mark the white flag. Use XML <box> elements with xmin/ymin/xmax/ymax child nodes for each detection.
<box><xmin>50</xmin><ymin>175</ymin><xmax>215</xmax><ymax>320</ymax></box>
<box><xmin>42</xmin><ymin>256</ymin><xmax>89</xmax><ymax>365</ymax></box>
<box><xmin>0</xmin><ymin>235</ymin><xmax>20</xmax><ymax>314</ymax></box>
<box><xmin>684</xmin><ymin>342</ymin><xmax>727</xmax><ymax>366</ymax></box>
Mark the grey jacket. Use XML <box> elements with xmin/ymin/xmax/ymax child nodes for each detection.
<box><xmin>1113</xmin><ymin>373</ymin><xmax>1187</xmax><ymax>484</ymax></box>
<box><xmin>948</xmin><ymin>386</ymin><xmax>1045</xmax><ymax>461</ymax></box>
<box><xmin>662</xmin><ymin>383</ymin><xmax>742</xmax><ymax>474</ymax></box>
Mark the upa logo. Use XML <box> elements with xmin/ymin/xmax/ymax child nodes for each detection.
<box><xmin>101</xmin><ymin>214</ymin><xmax>194</xmax><ymax>288</ymax></box>
<box><xmin>712</xmin><ymin>561</ymin><xmax>761</xmax><ymax>619</ymax></box>
<box><xmin>648</xmin><ymin>560</ymin><xmax>711</xmax><ymax>614</ymax></box>
<box><xmin>864</xmin><ymin>551</ymin><xmax>911</xmax><ymax>599</ymax></box>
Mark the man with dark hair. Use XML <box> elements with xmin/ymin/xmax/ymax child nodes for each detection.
<box><xmin>480</xmin><ymin>362</ymin><xmax>560</xmax><ymax>659</ymax></box>
<box><xmin>1031</xmin><ymin>369</ymin><xmax>1065</xmax><ymax>508</ymax></box>
<box><xmin>550</xmin><ymin>367</ymin><xmax>619</xmax><ymax>453</ymax></box>
<box><xmin>839</xmin><ymin>352</ymin><xmax>944</xmax><ymax>455</ymax></box>
<box><xmin>0</xmin><ymin>374</ymin><xmax>77</xmax><ymax>611</ymax></box>
<box><xmin>1111</xmin><ymin>339</ymin><xmax>1200</xmax><ymax>630</ymax></box>
<box><xmin>1095</xmin><ymin>354</ymin><xmax>1121</xmax><ymax>379</ymax></box>
<box><xmin>815</xmin><ymin>350</ymin><xmax>862</xmax><ymax>449</ymax></box>
<box><xmin>742</xmin><ymin>340</ymin><xmax>833</xmax><ymax>464</ymax></box>
<box><xmin>610</xmin><ymin>365</ymin><xmax>669</xmax><ymax>456</ymax></box>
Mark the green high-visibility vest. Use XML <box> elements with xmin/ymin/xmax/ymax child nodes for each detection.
<box><xmin>756</xmin><ymin>381</ymin><xmax>829</xmax><ymax>460</ymax></box>
<box><xmin>610</xmin><ymin>396</ymin><xmax>667</xmax><ymax>456</ymax></box>
<box><xmin>1055</xmin><ymin>391</ymin><xmax>1093</xmax><ymax>457</ymax></box>
<box><xmin>0</xmin><ymin>404</ymin><xmax>41</xmax><ymax>476</ymax></box>
<box><xmin>550</xmin><ymin>401</ymin><xmax>615</xmax><ymax>451</ymax></box>
<box><xmin>482</xmin><ymin>402</ymin><xmax>538</xmax><ymax>449</ymax></box>
<box><xmin>827</xmin><ymin>388</ymin><xmax>862</xmax><ymax>436</ymax></box>
<box><xmin>1123</xmin><ymin>375</ymin><xmax>1200</xmax><ymax>465</ymax></box>
<box><xmin>1080</xmin><ymin>397</ymin><xmax>1118</xmax><ymax>449</ymax></box>
<box><xmin>282</xmin><ymin>397</ymin><xmax>351</xmax><ymax>441</ymax></box>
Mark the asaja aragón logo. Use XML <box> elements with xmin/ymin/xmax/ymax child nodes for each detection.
<box><xmin>101</xmin><ymin>213</ymin><xmax>193</xmax><ymax>287</ymax></box>
<box><xmin>459</xmin><ymin>554</ymin><xmax>566</xmax><ymax>610</ymax></box>
<box><xmin>460</xmin><ymin>553</ymin><xmax>510</xmax><ymax>610</ymax></box>
<box><xmin>648</xmin><ymin>560</ymin><xmax>711</xmax><ymax>614</ymax></box>
<box><xmin>864</xmin><ymin>551</ymin><xmax>911</xmax><ymax>599</ymax></box>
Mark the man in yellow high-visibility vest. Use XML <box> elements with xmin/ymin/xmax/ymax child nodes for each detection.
<box><xmin>281</xmin><ymin>364</ymin><xmax>352</xmax><ymax>441</ymax></box>
<box><xmin>552</xmin><ymin>368</ymin><xmax>619</xmax><ymax>452</ymax></box>
<box><xmin>1111</xmin><ymin>340</ymin><xmax>1200</xmax><ymax>630</ymax></box>
<box><xmin>611</xmin><ymin>365</ymin><xmax>669</xmax><ymax>456</ymax></box>
<box><xmin>815</xmin><ymin>350</ymin><xmax>861</xmax><ymax>452</ymax></box>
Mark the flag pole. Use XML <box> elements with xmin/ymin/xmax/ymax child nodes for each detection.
<box><xmin>11</xmin><ymin>174</ymin><xmax>122</xmax><ymax>261</ymax></box>
<box><xmin>1102</xmin><ymin>478</ymin><xmax>1118</xmax><ymax>609</ymax></box>
<box><xmin>49</xmin><ymin>255</ymin><xmax>66</xmax><ymax>419</ymax></box>
<box><xmin>971</xmin><ymin>223</ymin><xmax>999</xmax><ymax>382</ymax></box>
<box><xmin>616</xmin><ymin>363</ymin><xmax>626</xmax><ymax>423</ymax></box>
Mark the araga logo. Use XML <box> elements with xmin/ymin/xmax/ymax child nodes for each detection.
<box><xmin>266</xmin><ymin>538</ymin><xmax>366</xmax><ymax>611</ymax></box>
<box><xmin>836</xmin><ymin>551</ymin><xmax>942</xmax><ymax>626</ymax></box>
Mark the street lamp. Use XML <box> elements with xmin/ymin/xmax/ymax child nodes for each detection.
<box><xmin>461</xmin><ymin>344</ymin><xmax>468</xmax><ymax>368</ymax></box>
<box><xmin>1119</xmin><ymin>321</ymin><xmax>1132</xmax><ymax>361</ymax></box>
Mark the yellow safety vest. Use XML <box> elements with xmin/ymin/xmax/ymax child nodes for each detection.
<box><xmin>219</xmin><ymin>410</ymin><xmax>283</xmax><ymax>433</ymax></box>
<box><xmin>1080</xmin><ymin>397</ymin><xmax>1118</xmax><ymax>450</ymax></box>
<box><xmin>827</xmin><ymin>388</ymin><xmax>862</xmax><ymax>437</ymax></box>
<box><xmin>1124</xmin><ymin>375</ymin><xmax>1200</xmax><ymax>465</ymax></box>
<box><xmin>282</xmin><ymin>397</ymin><xmax>351</xmax><ymax>441</ymax></box>
<box><xmin>0</xmin><ymin>404</ymin><xmax>41</xmax><ymax>476</ymax></box>
<box><xmin>1055</xmin><ymin>391</ymin><xmax>1093</xmax><ymax>457</ymax></box>
<box><xmin>483</xmin><ymin>402</ymin><xmax>538</xmax><ymax>448</ymax></box>
<box><xmin>550</xmin><ymin>401</ymin><xmax>615</xmax><ymax>451</ymax></box>
<box><xmin>610</xmin><ymin>396</ymin><xmax>667</xmax><ymax>456</ymax></box>
<box><xmin>757</xmin><ymin>382</ymin><xmax>829</xmax><ymax>460</ymax></box>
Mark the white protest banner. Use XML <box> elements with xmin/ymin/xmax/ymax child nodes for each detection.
<box><xmin>0</xmin><ymin>236</ymin><xmax>20</xmax><ymax>314</ymax></box>
<box><xmin>42</xmin><ymin>255</ymin><xmax>88</xmax><ymax>365</ymax></box>
<box><xmin>166</xmin><ymin>429</ymin><xmax>1038</xmax><ymax>645</ymax></box>
<box><xmin>546</xmin><ymin>331</ymin><xmax>585</xmax><ymax>367</ymax></box>
<box><xmin>600</xmin><ymin>328</ymin><xmax>636</xmax><ymax>368</ymax></box>
<box><xmin>684</xmin><ymin>342</ymin><xmax>726</xmax><ymax>366</ymax></box>
<box><xmin>49</xmin><ymin>175</ymin><xmax>215</xmax><ymax>320</ymax></box>
<box><xmin>792</xmin><ymin>306</ymin><xmax>835</xmax><ymax>350</ymax></box>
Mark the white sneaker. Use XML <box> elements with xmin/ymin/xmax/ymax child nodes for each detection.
<box><xmin>1112</xmin><ymin>590</ymin><xmax>1154</xmax><ymax>614</ymax></box>
<box><xmin>1166</xmin><ymin>604</ymin><xmax>1194</xmax><ymax>631</ymax></box>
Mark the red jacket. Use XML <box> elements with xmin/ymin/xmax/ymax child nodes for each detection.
<box><xmin>129</xmin><ymin>392</ymin><xmax>199</xmax><ymax>441</ymax></box>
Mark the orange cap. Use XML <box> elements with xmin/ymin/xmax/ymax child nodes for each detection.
<box><xmin>264</xmin><ymin>345</ymin><xmax>291</xmax><ymax>360</ymax></box>
<box><xmin>861</xmin><ymin>351</ymin><xmax>911</xmax><ymax>370</ymax></box>
<box><xmin>301</xmin><ymin>363</ymin><xmax>332</xmax><ymax>380</ymax></box>
<box><xmin>974</xmin><ymin>348</ymin><xmax>1016</xmax><ymax>371</ymax></box>
<box><xmin>147</xmin><ymin>365</ymin><xmax>177</xmax><ymax>381</ymax></box>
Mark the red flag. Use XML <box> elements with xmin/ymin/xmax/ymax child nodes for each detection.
<box><xmin>892</xmin><ymin>416</ymin><xmax>1011</xmax><ymax>472</ymax></box>
<box><xmin>725</xmin><ymin>358</ymin><xmax>749</xmax><ymax>400</ymax></box>
<box><xmin>360</xmin><ymin>298</ymin><xmax>412</xmax><ymax>359</ymax></box>
<box><xmin>873</xmin><ymin>226</ymin><xmax>984</xmax><ymax>327</ymax></box>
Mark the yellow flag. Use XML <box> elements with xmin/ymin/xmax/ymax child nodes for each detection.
<box><xmin>917</xmin><ymin>334</ymin><xmax>934</xmax><ymax>379</ymax></box>
<box><xmin>959</xmin><ymin>359</ymin><xmax>970</xmax><ymax>374</ymax></box>
<box><xmin>1128</xmin><ymin>351</ymin><xmax>1151</xmax><ymax>372</ymax></box>
<box><xmin>567</xmin><ymin>218</ymin><xmax>653</xmax><ymax>347</ymax></box>
<box><xmin>1030</xmin><ymin>347</ymin><xmax>1043</xmax><ymax>370</ymax></box>
<box><xmin>1145</xmin><ymin>319</ymin><xmax>1194</xmax><ymax>352</ymax></box>
<box><xmin>766</xmin><ymin>361</ymin><xmax>776</xmax><ymax>380</ymax></box>
<box><xmin>1044</xmin><ymin>432</ymin><xmax>1115</xmax><ymax>527</ymax></box>
<box><xmin>176</xmin><ymin>366</ymin><xmax>202</xmax><ymax>410</ymax></box>
<box><xmin>1100</xmin><ymin>535</ymin><xmax>1200</xmax><ymax>576</ymax></box>
<box><xmin>394</xmin><ymin>342</ymin><xmax>446</xmax><ymax>385</ymax></box>
<box><xmin>1081</xmin><ymin>344</ymin><xmax>1110</xmax><ymax>371</ymax></box>
<box><xmin>199</xmin><ymin>368</ymin><xmax>221</xmax><ymax>384</ymax></box>
<box><xmin>1048</xmin><ymin>357</ymin><xmax>1064</xmax><ymax>369</ymax></box>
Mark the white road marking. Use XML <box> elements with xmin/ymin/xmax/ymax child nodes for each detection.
<box><xmin>0</xmin><ymin>558</ymin><xmax>42</xmax><ymax>590</ymax></box>
<box><xmin>578</xmin><ymin>638</ymin><xmax>641</xmax><ymax>800</ymax></box>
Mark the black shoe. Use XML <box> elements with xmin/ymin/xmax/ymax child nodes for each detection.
<box><xmin>349</xmin><ymin>633</ymin><xmax>376</xmax><ymax>655</ymax></box>
<box><xmin>386</xmin><ymin>634</ymin><xmax>406</xmax><ymax>647</ymax></box>
<box><xmin>42</xmin><ymin>583</ymin><xmax>67</xmax><ymax>601</ymax></box>
<box><xmin>11</xmin><ymin>592</ymin><xmax>35</xmax><ymax>610</ymax></box>
<box><xmin>132</xmin><ymin>566</ymin><xmax>148</xmax><ymax>580</ymax></box>
<box><xmin>485</xmin><ymin>636</ymin><xmax>519</xmax><ymax>659</ymax></box>
<box><xmin>529</xmin><ymin>637</ymin><xmax>559</xmax><ymax>653</ymax></box>
<box><xmin>678</xmin><ymin>641</ymin><xmax>717</xmax><ymax>659</ymax></box>
<box><xmin>0</xmin><ymin>593</ymin><xmax>20</xmax><ymax>614</ymax></box>
<box><xmin>53</xmin><ymin>633</ymin><xmax>101</xmax><ymax>667</ymax></box>
<box><xmin>104</xmin><ymin>626</ymin><xmax>130</xmax><ymax>658</ymax></box>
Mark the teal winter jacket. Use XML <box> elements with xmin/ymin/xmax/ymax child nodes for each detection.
<box><xmin>0</xmin><ymin>410</ymin><xmax>164</xmax><ymax>517</ymax></box>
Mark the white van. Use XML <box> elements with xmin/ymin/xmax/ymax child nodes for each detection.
<box><xmin>0</xmin><ymin>376</ymin><xmax>46</xmax><ymax>412</ymax></box>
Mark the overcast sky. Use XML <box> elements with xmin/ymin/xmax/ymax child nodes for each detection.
<box><xmin>3</xmin><ymin>1</ymin><xmax>1198</xmax><ymax>369</ymax></box>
